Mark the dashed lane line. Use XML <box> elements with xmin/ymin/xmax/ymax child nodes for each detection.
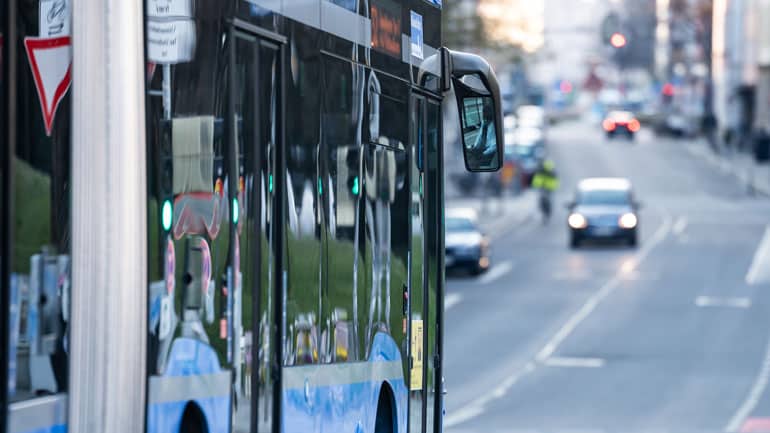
<box><xmin>746</xmin><ymin>225</ymin><xmax>770</xmax><ymax>285</ymax></box>
<box><xmin>445</xmin><ymin>293</ymin><xmax>463</xmax><ymax>310</ymax></box>
<box><xmin>478</xmin><ymin>261</ymin><xmax>514</xmax><ymax>285</ymax></box>
<box><xmin>535</xmin><ymin>215</ymin><xmax>673</xmax><ymax>362</ymax></box>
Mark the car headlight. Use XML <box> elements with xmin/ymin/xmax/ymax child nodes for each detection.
<box><xmin>568</xmin><ymin>213</ymin><xmax>588</xmax><ymax>229</ymax></box>
<box><xmin>619</xmin><ymin>213</ymin><xmax>638</xmax><ymax>229</ymax></box>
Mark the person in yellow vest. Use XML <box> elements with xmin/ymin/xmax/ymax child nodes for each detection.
<box><xmin>531</xmin><ymin>159</ymin><xmax>559</xmax><ymax>223</ymax></box>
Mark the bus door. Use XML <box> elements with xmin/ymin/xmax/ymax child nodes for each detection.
<box><xmin>144</xmin><ymin>20</ymin><xmax>282</xmax><ymax>433</ymax></box>
<box><xmin>229</xmin><ymin>26</ymin><xmax>283</xmax><ymax>433</ymax></box>
<box><xmin>409</xmin><ymin>93</ymin><xmax>443</xmax><ymax>433</ymax></box>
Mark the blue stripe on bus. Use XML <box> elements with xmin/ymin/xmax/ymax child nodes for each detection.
<box><xmin>148</xmin><ymin>333</ymin><xmax>407</xmax><ymax>433</ymax></box>
<box><xmin>147</xmin><ymin>397</ymin><xmax>230</xmax><ymax>433</ymax></box>
<box><xmin>12</xmin><ymin>425</ymin><xmax>67</xmax><ymax>433</ymax></box>
<box><xmin>283</xmin><ymin>332</ymin><xmax>408</xmax><ymax>433</ymax></box>
<box><xmin>147</xmin><ymin>338</ymin><xmax>230</xmax><ymax>433</ymax></box>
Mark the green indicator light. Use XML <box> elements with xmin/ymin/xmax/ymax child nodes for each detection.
<box><xmin>269</xmin><ymin>174</ymin><xmax>273</xmax><ymax>193</ymax></box>
<box><xmin>352</xmin><ymin>176</ymin><xmax>359</xmax><ymax>195</ymax></box>
<box><xmin>161</xmin><ymin>199</ymin><xmax>173</xmax><ymax>231</ymax></box>
<box><xmin>318</xmin><ymin>178</ymin><xmax>323</xmax><ymax>195</ymax></box>
<box><xmin>419</xmin><ymin>173</ymin><xmax>423</xmax><ymax>196</ymax></box>
<box><xmin>232</xmin><ymin>198</ymin><xmax>239</xmax><ymax>224</ymax></box>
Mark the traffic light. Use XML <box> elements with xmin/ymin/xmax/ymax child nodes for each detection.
<box><xmin>161</xmin><ymin>199</ymin><xmax>173</xmax><ymax>231</ymax></box>
<box><xmin>158</xmin><ymin>119</ymin><xmax>174</xmax><ymax>233</ymax></box>
<box><xmin>345</xmin><ymin>146</ymin><xmax>361</xmax><ymax>197</ymax></box>
<box><xmin>610</xmin><ymin>32</ymin><xmax>627</xmax><ymax>49</ymax></box>
<box><xmin>662</xmin><ymin>83</ymin><xmax>675</xmax><ymax>105</ymax></box>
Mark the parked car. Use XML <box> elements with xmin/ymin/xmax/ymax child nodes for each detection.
<box><xmin>445</xmin><ymin>208</ymin><xmax>490</xmax><ymax>275</ymax></box>
<box><xmin>566</xmin><ymin>178</ymin><xmax>641</xmax><ymax>248</ymax></box>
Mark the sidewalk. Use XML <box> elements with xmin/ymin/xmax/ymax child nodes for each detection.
<box><xmin>447</xmin><ymin>190</ymin><xmax>538</xmax><ymax>237</ymax></box>
<box><xmin>685</xmin><ymin>138</ymin><xmax>770</xmax><ymax>196</ymax></box>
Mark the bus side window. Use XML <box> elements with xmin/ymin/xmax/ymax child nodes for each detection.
<box><xmin>283</xmin><ymin>49</ymin><xmax>323</xmax><ymax>367</ymax></box>
<box><xmin>322</xmin><ymin>55</ymin><xmax>365</xmax><ymax>363</ymax></box>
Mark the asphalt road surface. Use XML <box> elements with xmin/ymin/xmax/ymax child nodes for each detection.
<box><xmin>443</xmin><ymin>120</ymin><xmax>770</xmax><ymax>433</ymax></box>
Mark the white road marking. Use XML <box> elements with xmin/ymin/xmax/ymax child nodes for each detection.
<box><xmin>726</xmin><ymin>333</ymin><xmax>770</xmax><ymax>432</ymax></box>
<box><xmin>672</xmin><ymin>216</ymin><xmax>688</xmax><ymax>235</ymax></box>
<box><xmin>535</xmin><ymin>216</ymin><xmax>672</xmax><ymax>363</ymax></box>
<box><xmin>445</xmin><ymin>293</ymin><xmax>463</xmax><ymax>310</ymax></box>
<box><xmin>478</xmin><ymin>260</ymin><xmax>514</xmax><ymax>285</ymax></box>
<box><xmin>445</xmin><ymin>212</ymin><xmax>672</xmax><ymax>428</ymax></box>
<box><xmin>444</xmin><ymin>362</ymin><xmax>536</xmax><ymax>428</ymax></box>
<box><xmin>746</xmin><ymin>226</ymin><xmax>770</xmax><ymax>285</ymax></box>
<box><xmin>695</xmin><ymin>296</ymin><xmax>751</xmax><ymax>309</ymax></box>
<box><xmin>543</xmin><ymin>356</ymin><xmax>606</xmax><ymax>368</ymax></box>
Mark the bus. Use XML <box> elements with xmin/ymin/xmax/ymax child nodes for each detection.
<box><xmin>1</xmin><ymin>0</ymin><xmax>503</xmax><ymax>432</ymax></box>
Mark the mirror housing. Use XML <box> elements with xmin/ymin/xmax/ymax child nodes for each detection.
<box><xmin>442</xmin><ymin>48</ymin><xmax>504</xmax><ymax>173</ymax></box>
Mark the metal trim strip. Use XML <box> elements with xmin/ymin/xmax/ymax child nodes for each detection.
<box><xmin>240</xmin><ymin>0</ymin><xmax>440</xmax><ymax>68</ymax></box>
<box><xmin>8</xmin><ymin>395</ymin><xmax>68</xmax><ymax>433</ymax></box>
<box><xmin>320</xmin><ymin>1</ymin><xmax>370</xmax><ymax>48</ymax></box>
<box><xmin>233</xmin><ymin>18</ymin><xmax>288</xmax><ymax>44</ymax></box>
<box><xmin>282</xmin><ymin>360</ymin><xmax>404</xmax><ymax>390</ymax></box>
<box><xmin>147</xmin><ymin>372</ymin><xmax>232</xmax><ymax>404</ymax></box>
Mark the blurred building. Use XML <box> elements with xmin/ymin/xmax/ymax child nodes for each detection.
<box><xmin>535</xmin><ymin>0</ymin><xmax>612</xmax><ymax>87</ymax></box>
<box><xmin>619</xmin><ymin>0</ymin><xmax>657</xmax><ymax>71</ymax></box>
<box><xmin>711</xmin><ymin>0</ymin><xmax>770</xmax><ymax>147</ymax></box>
<box><xmin>442</xmin><ymin>0</ymin><xmax>486</xmax><ymax>52</ymax></box>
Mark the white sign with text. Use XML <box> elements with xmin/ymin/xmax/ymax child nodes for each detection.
<box><xmin>147</xmin><ymin>19</ymin><xmax>196</xmax><ymax>64</ymax></box>
<box><xmin>39</xmin><ymin>0</ymin><xmax>70</xmax><ymax>38</ymax></box>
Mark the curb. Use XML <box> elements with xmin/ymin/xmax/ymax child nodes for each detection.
<box><xmin>685</xmin><ymin>141</ymin><xmax>770</xmax><ymax>197</ymax></box>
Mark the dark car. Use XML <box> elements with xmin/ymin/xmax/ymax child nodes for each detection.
<box><xmin>566</xmin><ymin>178</ymin><xmax>640</xmax><ymax>248</ymax></box>
<box><xmin>445</xmin><ymin>209</ymin><xmax>490</xmax><ymax>275</ymax></box>
<box><xmin>505</xmin><ymin>127</ymin><xmax>546</xmax><ymax>187</ymax></box>
<box><xmin>603</xmin><ymin>110</ymin><xmax>640</xmax><ymax>139</ymax></box>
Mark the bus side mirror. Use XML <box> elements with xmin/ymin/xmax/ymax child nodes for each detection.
<box><xmin>442</xmin><ymin>48</ymin><xmax>504</xmax><ymax>173</ymax></box>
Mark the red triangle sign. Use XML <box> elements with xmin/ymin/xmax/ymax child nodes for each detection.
<box><xmin>24</xmin><ymin>36</ymin><xmax>72</xmax><ymax>136</ymax></box>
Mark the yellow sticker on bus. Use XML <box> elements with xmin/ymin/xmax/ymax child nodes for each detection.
<box><xmin>410</xmin><ymin>319</ymin><xmax>424</xmax><ymax>390</ymax></box>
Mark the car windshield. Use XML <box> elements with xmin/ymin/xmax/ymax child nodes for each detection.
<box><xmin>577</xmin><ymin>189</ymin><xmax>630</xmax><ymax>205</ymax></box>
<box><xmin>609</xmin><ymin>111</ymin><xmax>633</xmax><ymax>121</ymax></box>
<box><xmin>446</xmin><ymin>217</ymin><xmax>476</xmax><ymax>232</ymax></box>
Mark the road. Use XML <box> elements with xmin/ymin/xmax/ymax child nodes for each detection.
<box><xmin>443</xmin><ymin>120</ymin><xmax>770</xmax><ymax>433</ymax></box>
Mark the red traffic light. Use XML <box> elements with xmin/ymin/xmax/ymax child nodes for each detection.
<box><xmin>610</xmin><ymin>32</ymin><xmax>627</xmax><ymax>48</ymax></box>
<box><xmin>662</xmin><ymin>83</ymin><xmax>675</xmax><ymax>97</ymax></box>
<box><xmin>560</xmin><ymin>80</ymin><xmax>573</xmax><ymax>94</ymax></box>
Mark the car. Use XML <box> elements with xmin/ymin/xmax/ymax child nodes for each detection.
<box><xmin>566</xmin><ymin>178</ymin><xmax>641</xmax><ymax>248</ymax></box>
<box><xmin>517</xmin><ymin>105</ymin><xmax>547</xmax><ymax>129</ymax></box>
<box><xmin>445</xmin><ymin>208</ymin><xmax>490</xmax><ymax>275</ymax></box>
<box><xmin>603</xmin><ymin>110</ymin><xmax>640</xmax><ymax>139</ymax></box>
<box><xmin>505</xmin><ymin>127</ymin><xmax>546</xmax><ymax>186</ymax></box>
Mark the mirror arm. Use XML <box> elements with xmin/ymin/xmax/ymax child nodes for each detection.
<box><xmin>440</xmin><ymin>47</ymin><xmax>452</xmax><ymax>92</ymax></box>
